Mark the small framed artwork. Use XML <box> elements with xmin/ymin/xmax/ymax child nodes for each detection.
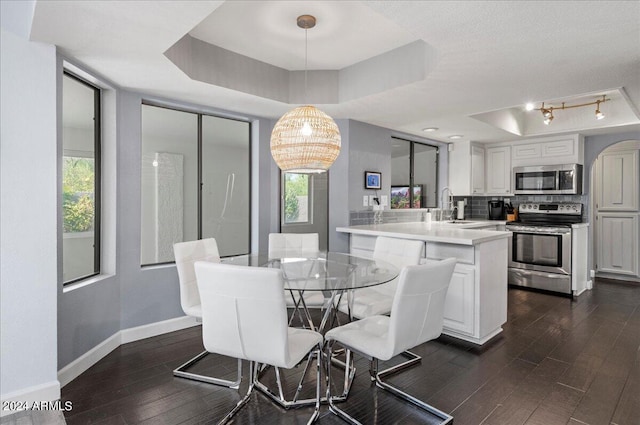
<box><xmin>364</xmin><ymin>171</ymin><xmax>382</xmax><ymax>189</ymax></box>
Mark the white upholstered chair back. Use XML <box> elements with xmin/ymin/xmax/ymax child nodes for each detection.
<box><xmin>372</xmin><ymin>237</ymin><xmax>424</xmax><ymax>297</ymax></box>
<box><xmin>387</xmin><ymin>258</ymin><xmax>456</xmax><ymax>358</ymax></box>
<box><xmin>173</xmin><ymin>238</ymin><xmax>220</xmax><ymax>318</ymax></box>
<box><xmin>268</xmin><ymin>233</ymin><xmax>319</xmax><ymax>257</ymax></box>
<box><xmin>194</xmin><ymin>261</ymin><xmax>293</xmax><ymax>368</ymax></box>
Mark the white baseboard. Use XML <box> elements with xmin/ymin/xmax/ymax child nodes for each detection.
<box><xmin>0</xmin><ymin>381</ymin><xmax>61</xmax><ymax>417</ymax></box>
<box><xmin>57</xmin><ymin>315</ymin><xmax>199</xmax><ymax>388</ymax></box>
<box><xmin>57</xmin><ymin>332</ymin><xmax>121</xmax><ymax>388</ymax></box>
<box><xmin>120</xmin><ymin>315</ymin><xmax>198</xmax><ymax>344</ymax></box>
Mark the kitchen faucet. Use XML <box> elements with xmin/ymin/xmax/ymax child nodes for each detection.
<box><xmin>441</xmin><ymin>187</ymin><xmax>454</xmax><ymax>221</ymax></box>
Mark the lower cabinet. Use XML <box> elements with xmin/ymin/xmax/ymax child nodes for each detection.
<box><xmin>347</xmin><ymin>233</ymin><xmax>508</xmax><ymax>345</ymax></box>
<box><xmin>597</xmin><ymin>213</ymin><xmax>639</xmax><ymax>276</ymax></box>
<box><xmin>443</xmin><ymin>264</ymin><xmax>476</xmax><ymax>335</ymax></box>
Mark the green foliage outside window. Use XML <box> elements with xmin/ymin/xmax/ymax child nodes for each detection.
<box><xmin>63</xmin><ymin>157</ymin><xmax>95</xmax><ymax>233</ymax></box>
<box><xmin>284</xmin><ymin>173</ymin><xmax>309</xmax><ymax>223</ymax></box>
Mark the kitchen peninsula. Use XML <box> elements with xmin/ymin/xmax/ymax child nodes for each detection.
<box><xmin>337</xmin><ymin>222</ymin><xmax>511</xmax><ymax>345</ymax></box>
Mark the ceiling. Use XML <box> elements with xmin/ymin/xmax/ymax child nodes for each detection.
<box><xmin>31</xmin><ymin>1</ymin><xmax>640</xmax><ymax>144</ymax></box>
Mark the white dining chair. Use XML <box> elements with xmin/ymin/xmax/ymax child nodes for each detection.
<box><xmin>194</xmin><ymin>261</ymin><xmax>323</xmax><ymax>425</ymax></box>
<box><xmin>172</xmin><ymin>238</ymin><xmax>242</xmax><ymax>387</ymax></box>
<box><xmin>269</xmin><ymin>233</ymin><xmax>326</xmax><ymax>326</ymax></box>
<box><xmin>337</xmin><ymin>236</ymin><xmax>424</xmax><ymax>319</ymax></box>
<box><xmin>325</xmin><ymin>258</ymin><xmax>457</xmax><ymax>425</ymax></box>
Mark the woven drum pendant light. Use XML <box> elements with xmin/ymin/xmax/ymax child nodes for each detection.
<box><xmin>270</xmin><ymin>15</ymin><xmax>341</xmax><ymax>173</ymax></box>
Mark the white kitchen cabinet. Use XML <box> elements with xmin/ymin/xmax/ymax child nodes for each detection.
<box><xmin>425</xmin><ymin>238</ymin><xmax>507</xmax><ymax>345</ymax></box>
<box><xmin>443</xmin><ymin>264</ymin><xmax>476</xmax><ymax>335</ymax></box>
<box><xmin>349</xmin><ymin>234</ymin><xmax>376</xmax><ymax>258</ymax></box>
<box><xmin>345</xmin><ymin>228</ymin><xmax>509</xmax><ymax>345</ymax></box>
<box><xmin>485</xmin><ymin>146</ymin><xmax>511</xmax><ymax>195</ymax></box>
<box><xmin>596</xmin><ymin>149</ymin><xmax>639</xmax><ymax>211</ymax></box>
<box><xmin>510</xmin><ymin>134</ymin><xmax>584</xmax><ymax>166</ymax></box>
<box><xmin>596</xmin><ymin>213</ymin><xmax>639</xmax><ymax>277</ymax></box>
<box><xmin>571</xmin><ymin>224</ymin><xmax>589</xmax><ymax>295</ymax></box>
<box><xmin>471</xmin><ymin>145</ymin><xmax>485</xmax><ymax>194</ymax></box>
<box><xmin>449</xmin><ymin>140</ymin><xmax>485</xmax><ymax>196</ymax></box>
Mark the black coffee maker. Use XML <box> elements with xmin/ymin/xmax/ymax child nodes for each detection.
<box><xmin>488</xmin><ymin>200</ymin><xmax>505</xmax><ymax>220</ymax></box>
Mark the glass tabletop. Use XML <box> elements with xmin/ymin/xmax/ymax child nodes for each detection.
<box><xmin>221</xmin><ymin>251</ymin><xmax>398</xmax><ymax>292</ymax></box>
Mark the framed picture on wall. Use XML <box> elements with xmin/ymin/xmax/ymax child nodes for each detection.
<box><xmin>364</xmin><ymin>171</ymin><xmax>382</xmax><ymax>189</ymax></box>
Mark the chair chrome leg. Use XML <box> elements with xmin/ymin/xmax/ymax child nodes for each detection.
<box><xmin>293</xmin><ymin>350</ymin><xmax>315</xmax><ymax>402</ymax></box>
<box><xmin>327</xmin><ymin>343</ymin><xmax>363</xmax><ymax>425</ymax></box>
<box><xmin>217</xmin><ymin>361</ymin><xmax>256</xmax><ymax>425</ymax></box>
<box><xmin>173</xmin><ymin>351</ymin><xmax>242</xmax><ymax>389</ymax></box>
<box><xmin>326</xmin><ymin>345</ymin><xmax>451</xmax><ymax>425</ymax></box>
<box><xmin>375</xmin><ymin>370</ymin><xmax>453</xmax><ymax>424</ymax></box>
<box><xmin>307</xmin><ymin>343</ymin><xmax>322</xmax><ymax>425</ymax></box>
<box><xmin>254</xmin><ymin>355</ymin><xmax>320</xmax><ymax>407</ymax></box>
<box><xmin>274</xmin><ymin>367</ymin><xmax>286</xmax><ymax>401</ymax></box>
<box><xmin>377</xmin><ymin>350</ymin><xmax>422</xmax><ymax>378</ymax></box>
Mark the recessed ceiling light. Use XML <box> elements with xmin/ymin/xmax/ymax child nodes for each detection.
<box><xmin>448</xmin><ymin>135</ymin><xmax>463</xmax><ymax>140</ymax></box>
<box><xmin>422</xmin><ymin>127</ymin><xmax>438</xmax><ymax>132</ymax></box>
<box><xmin>525</xmin><ymin>103</ymin><xmax>535</xmax><ymax>111</ymax></box>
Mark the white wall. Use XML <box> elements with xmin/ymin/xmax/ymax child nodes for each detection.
<box><xmin>1</xmin><ymin>19</ymin><xmax>60</xmax><ymax>405</ymax></box>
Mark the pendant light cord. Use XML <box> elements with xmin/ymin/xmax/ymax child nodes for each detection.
<box><xmin>304</xmin><ymin>28</ymin><xmax>308</xmax><ymax>103</ymax></box>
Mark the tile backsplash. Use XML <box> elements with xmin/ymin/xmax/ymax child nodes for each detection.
<box><xmin>349</xmin><ymin>194</ymin><xmax>589</xmax><ymax>225</ymax></box>
<box><xmin>454</xmin><ymin>195</ymin><xmax>588</xmax><ymax>221</ymax></box>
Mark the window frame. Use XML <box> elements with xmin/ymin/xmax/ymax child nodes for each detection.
<box><xmin>390</xmin><ymin>136</ymin><xmax>439</xmax><ymax>209</ymax></box>
<box><xmin>140</xmin><ymin>101</ymin><xmax>252</xmax><ymax>266</ymax></box>
<box><xmin>281</xmin><ymin>172</ymin><xmax>313</xmax><ymax>225</ymax></box>
<box><xmin>62</xmin><ymin>70</ymin><xmax>102</xmax><ymax>286</ymax></box>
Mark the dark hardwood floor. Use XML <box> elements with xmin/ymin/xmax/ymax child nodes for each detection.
<box><xmin>61</xmin><ymin>278</ymin><xmax>640</xmax><ymax>425</ymax></box>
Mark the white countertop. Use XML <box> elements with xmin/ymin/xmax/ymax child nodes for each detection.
<box><xmin>571</xmin><ymin>222</ymin><xmax>590</xmax><ymax>229</ymax></box>
<box><xmin>337</xmin><ymin>221</ymin><xmax>511</xmax><ymax>246</ymax></box>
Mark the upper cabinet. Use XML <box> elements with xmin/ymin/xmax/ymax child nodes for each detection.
<box><xmin>449</xmin><ymin>141</ymin><xmax>485</xmax><ymax>196</ymax></box>
<box><xmin>511</xmin><ymin>134</ymin><xmax>584</xmax><ymax>167</ymax></box>
<box><xmin>448</xmin><ymin>134</ymin><xmax>584</xmax><ymax>197</ymax></box>
<box><xmin>596</xmin><ymin>148</ymin><xmax>639</xmax><ymax>211</ymax></box>
<box><xmin>471</xmin><ymin>145</ymin><xmax>485</xmax><ymax>195</ymax></box>
<box><xmin>485</xmin><ymin>146</ymin><xmax>511</xmax><ymax>195</ymax></box>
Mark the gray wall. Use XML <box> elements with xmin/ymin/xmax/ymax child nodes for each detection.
<box><xmin>328</xmin><ymin>120</ymin><xmax>351</xmax><ymax>253</ymax></box>
<box><xmin>347</xmin><ymin>120</ymin><xmax>449</xmax><ymax>212</ymax></box>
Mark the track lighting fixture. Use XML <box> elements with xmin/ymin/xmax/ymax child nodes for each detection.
<box><xmin>530</xmin><ymin>95</ymin><xmax>609</xmax><ymax>125</ymax></box>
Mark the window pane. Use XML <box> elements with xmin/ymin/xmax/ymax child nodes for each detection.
<box><xmin>283</xmin><ymin>173</ymin><xmax>310</xmax><ymax>224</ymax></box>
<box><xmin>390</xmin><ymin>140</ymin><xmax>411</xmax><ymax>209</ymax></box>
<box><xmin>201</xmin><ymin>115</ymin><xmax>250</xmax><ymax>257</ymax></box>
<box><xmin>141</xmin><ymin>105</ymin><xmax>198</xmax><ymax>265</ymax></box>
<box><xmin>414</xmin><ymin>143</ymin><xmax>438</xmax><ymax>208</ymax></box>
<box><xmin>62</xmin><ymin>74</ymin><xmax>99</xmax><ymax>283</ymax></box>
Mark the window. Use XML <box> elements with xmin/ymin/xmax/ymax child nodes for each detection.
<box><xmin>282</xmin><ymin>173</ymin><xmax>311</xmax><ymax>224</ymax></box>
<box><xmin>140</xmin><ymin>104</ymin><xmax>250</xmax><ymax>265</ymax></box>
<box><xmin>62</xmin><ymin>72</ymin><xmax>101</xmax><ymax>284</ymax></box>
<box><xmin>390</xmin><ymin>137</ymin><xmax>438</xmax><ymax>208</ymax></box>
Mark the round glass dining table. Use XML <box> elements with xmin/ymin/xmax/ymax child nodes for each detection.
<box><xmin>222</xmin><ymin>251</ymin><xmax>399</xmax><ymax>332</ymax></box>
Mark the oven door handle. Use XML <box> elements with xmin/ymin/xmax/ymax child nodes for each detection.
<box><xmin>510</xmin><ymin>269</ymin><xmax>570</xmax><ymax>279</ymax></box>
<box><xmin>506</xmin><ymin>228</ymin><xmax>571</xmax><ymax>236</ymax></box>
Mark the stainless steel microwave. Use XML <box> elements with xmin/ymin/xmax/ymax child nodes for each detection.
<box><xmin>513</xmin><ymin>164</ymin><xmax>583</xmax><ymax>195</ymax></box>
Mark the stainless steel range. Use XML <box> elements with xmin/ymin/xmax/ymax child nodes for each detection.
<box><xmin>506</xmin><ymin>202</ymin><xmax>583</xmax><ymax>295</ymax></box>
